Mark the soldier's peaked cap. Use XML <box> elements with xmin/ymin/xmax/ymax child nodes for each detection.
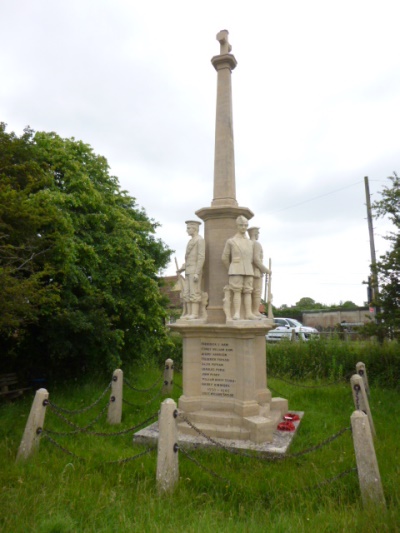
<box><xmin>247</xmin><ymin>226</ymin><xmax>260</xmax><ymax>233</ymax></box>
<box><xmin>185</xmin><ymin>220</ymin><xmax>202</xmax><ymax>226</ymax></box>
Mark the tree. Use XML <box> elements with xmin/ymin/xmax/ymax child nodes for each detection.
<box><xmin>372</xmin><ymin>172</ymin><xmax>400</xmax><ymax>337</ymax></box>
<box><xmin>295</xmin><ymin>297</ymin><xmax>316</xmax><ymax>309</ymax></box>
<box><xmin>338</xmin><ymin>300</ymin><xmax>358</xmax><ymax>309</ymax></box>
<box><xmin>0</xmin><ymin>124</ymin><xmax>172</xmax><ymax>377</ymax></box>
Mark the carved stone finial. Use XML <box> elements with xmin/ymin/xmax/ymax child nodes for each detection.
<box><xmin>216</xmin><ymin>29</ymin><xmax>232</xmax><ymax>54</ymax></box>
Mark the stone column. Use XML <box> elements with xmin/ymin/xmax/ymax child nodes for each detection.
<box><xmin>211</xmin><ymin>29</ymin><xmax>238</xmax><ymax>208</ymax></box>
<box><xmin>197</xmin><ymin>31</ymin><xmax>253</xmax><ymax>324</ymax></box>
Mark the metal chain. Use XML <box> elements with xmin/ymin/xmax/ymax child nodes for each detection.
<box><xmin>102</xmin><ymin>448</ymin><xmax>154</xmax><ymax>464</ymax></box>
<box><xmin>123</xmin><ymin>388</ymin><xmax>163</xmax><ymax>408</ymax></box>
<box><xmin>48</xmin><ymin>382</ymin><xmax>112</xmax><ymax>415</ymax></box>
<box><xmin>178</xmin><ymin>445</ymin><xmax>231</xmax><ymax>484</ymax></box>
<box><xmin>267</xmin><ymin>384</ymin><xmax>284</xmax><ymax>397</ymax></box>
<box><xmin>178</xmin><ymin>413</ymin><xmax>268</xmax><ymax>460</ymax></box>
<box><xmin>302</xmin><ymin>466</ymin><xmax>358</xmax><ymax>492</ymax></box>
<box><xmin>43</xmin><ymin>432</ymin><xmax>153</xmax><ymax>464</ymax></box>
<box><xmin>123</xmin><ymin>375</ymin><xmax>163</xmax><ymax>393</ymax></box>
<box><xmin>268</xmin><ymin>373</ymin><xmax>353</xmax><ymax>388</ymax></box>
<box><xmin>85</xmin><ymin>413</ymin><xmax>158</xmax><ymax>437</ymax></box>
<box><xmin>263</xmin><ymin>466</ymin><xmax>358</xmax><ymax>498</ymax></box>
<box><xmin>47</xmin><ymin>401</ymin><xmax>110</xmax><ymax>435</ymax></box>
<box><xmin>46</xmin><ymin>411</ymin><xmax>158</xmax><ymax>437</ymax></box>
<box><xmin>42</xmin><ymin>432</ymin><xmax>83</xmax><ymax>459</ymax></box>
<box><xmin>178</xmin><ymin>413</ymin><xmax>351</xmax><ymax>462</ymax></box>
<box><xmin>288</xmin><ymin>426</ymin><xmax>351</xmax><ymax>459</ymax></box>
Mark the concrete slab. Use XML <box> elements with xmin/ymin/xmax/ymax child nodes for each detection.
<box><xmin>133</xmin><ymin>410</ymin><xmax>304</xmax><ymax>455</ymax></box>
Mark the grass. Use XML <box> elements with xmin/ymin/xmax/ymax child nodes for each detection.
<box><xmin>1</xmin><ymin>352</ymin><xmax>399</xmax><ymax>532</ymax></box>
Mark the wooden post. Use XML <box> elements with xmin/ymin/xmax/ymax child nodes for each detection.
<box><xmin>351</xmin><ymin>410</ymin><xmax>386</xmax><ymax>508</ymax></box>
<box><xmin>162</xmin><ymin>359</ymin><xmax>174</xmax><ymax>395</ymax></box>
<box><xmin>356</xmin><ymin>362</ymin><xmax>370</xmax><ymax>397</ymax></box>
<box><xmin>350</xmin><ymin>374</ymin><xmax>375</xmax><ymax>437</ymax></box>
<box><xmin>16</xmin><ymin>388</ymin><xmax>49</xmax><ymax>461</ymax></box>
<box><xmin>108</xmin><ymin>369</ymin><xmax>123</xmax><ymax>425</ymax></box>
<box><xmin>156</xmin><ymin>398</ymin><xmax>179</xmax><ymax>493</ymax></box>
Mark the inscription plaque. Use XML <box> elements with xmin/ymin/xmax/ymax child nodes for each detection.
<box><xmin>201</xmin><ymin>339</ymin><xmax>236</xmax><ymax>397</ymax></box>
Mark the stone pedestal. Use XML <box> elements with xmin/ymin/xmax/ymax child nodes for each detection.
<box><xmin>171</xmin><ymin>320</ymin><xmax>288</xmax><ymax>443</ymax></box>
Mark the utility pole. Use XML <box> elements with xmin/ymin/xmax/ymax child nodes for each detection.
<box><xmin>364</xmin><ymin>176</ymin><xmax>379</xmax><ymax>311</ymax></box>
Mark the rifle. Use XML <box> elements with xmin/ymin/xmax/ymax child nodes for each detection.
<box><xmin>267</xmin><ymin>258</ymin><xmax>274</xmax><ymax>319</ymax></box>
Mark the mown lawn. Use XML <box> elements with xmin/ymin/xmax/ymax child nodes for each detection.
<box><xmin>1</xmin><ymin>358</ymin><xmax>399</xmax><ymax>532</ymax></box>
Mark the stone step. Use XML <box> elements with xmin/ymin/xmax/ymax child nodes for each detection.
<box><xmin>178</xmin><ymin>420</ymin><xmax>251</xmax><ymax>440</ymax></box>
<box><xmin>182</xmin><ymin>409</ymin><xmax>243</xmax><ymax>426</ymax></box>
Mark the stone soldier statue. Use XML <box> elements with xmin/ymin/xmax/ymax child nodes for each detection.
<box><xmin>221</xmin><ymin>215</ymin><xmax>258</xmax><ymax>320</ymax></box>
<box><xmin>177</xmin><ymin>220</ymin><xmax>205</xmax><ymax>319</ymax></box>
<box><xmin>247</xmin><ymin>226</ymin><xmax>270</xmax><ymax>317</ymax></box>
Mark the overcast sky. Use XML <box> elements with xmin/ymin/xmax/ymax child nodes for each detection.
<box><xmin>1</xmin><ymin>0</ymin><xmax>398</xmax><ymax>307</ymax></box>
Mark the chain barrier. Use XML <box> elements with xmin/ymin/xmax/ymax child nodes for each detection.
<box><xmin>47</xmin><ymin>382</ymin><xmax>112</xmax><ymax>415</ymax></box>
<box><xmin>104</xmin><ymin>448</ymin><xmax>154</xmax><ymax>465</ymax></box>
<box><xmin>178</xmin><ymin>432</ymin><xmax>356</xmax><ymax>495</ymax></box>
<box><xmin>301</xmin><ymin>466</ymin><xmax>358</xmax><ymax>492</ymax></box>
<box><xmin>42</xmin><ymin>432</ymin><xmax>83</xmax><ymax>459</ymax></box>
<box><xmin>42</xmin><ymin>432</ymin><xmax>154</xmax><ymax>464</ymax></box>
<box><xmin>264</xmin><ymin>465</ymin><xmax>358</xmax><ymax>497</ymax></box>
<box><xmin>47</xmin><ymin>400</ymin><xmax>111</xmax><ymax>435</ymax></box>
<box><xmin>122</xmin><ymin>389</ymin><xmax>163</xmax><ymax>408</ymax></box>
<box><xmin>46</xmin><ymin>411</ymin><xmax>158</xmax><ymax>437</ymax></box>
<box><xmin>178</xmin><ymin>445</ymin><xmax>231</xmax><ymax>484</ymax></box>
<box><xmin>178</xmin><ymin>413</ymin><xmax>351</xmax><ymax>462</ymax></box>
<box><xmin>288</xmin><ymin>426</ymin><xmax>351</xmax><ymax>459</ymax></box>
<box><xmin>267</xmin><ymin>384</ymin><xmax>284</xmax><ymax>397</ymax></box>
<box><xmin>268</xmin><ymin>373</ymin><xmax>353</xmax><ymax>389</ymax></box>
<box><xmin>123</xmin><ymin>375</ymin><xmax>163</xmax><ymax>393</ymax></box>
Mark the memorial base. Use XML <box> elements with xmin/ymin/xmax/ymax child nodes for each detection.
<box><xmin>170</xmin><ymin>320</ymin><xmax>288</xmax><ymax>444</ymax></box>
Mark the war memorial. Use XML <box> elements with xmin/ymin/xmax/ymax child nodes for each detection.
<box><xmin>170</xmin><ymin>30</ymin><xmax>289</xmax><ymax>444</ymax></box>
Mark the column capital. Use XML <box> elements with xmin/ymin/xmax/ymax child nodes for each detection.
<box><xmin>211</xmin><ymin>54</ymin><xmax>237</xmax><ymax>72</ymax></box>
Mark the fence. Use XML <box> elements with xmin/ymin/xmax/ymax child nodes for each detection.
<box><xmin>15</xmin><ymin>360</ymin><xmax>385</xmax><ymax>507</ymax></box>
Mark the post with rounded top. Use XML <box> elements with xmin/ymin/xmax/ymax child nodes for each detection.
<box><xmin>163</xmin><ymin>358</ymin><xmax>174</xmax><ymax>395</ymax></box>
<box><xmin>108</xmin><ymin>369</ymin><xmax>123</xmax><ymax>425</ymax></box>
<box><xmin>156</xmin><ymin>398</ymin><xmax>179</xmax><ymax>493</ymax></box>
<box><xmin>16</xmin><ymin>388</ymin><xmax>49</xmax><ymax>461</ymax></box>
<box><xmin>356</xmin><ymin>362</ymin><xmax>370</xmax><ymax>397</ymax></box>
<box><xmin>351</xmin><ymin>410</ymin><xmax>386</xmax><ymax>508</ymax></box>
<box><xmin>350</xmin><ymin>374</ymin><xmax>375</xmax><ymax>437</ymax></box>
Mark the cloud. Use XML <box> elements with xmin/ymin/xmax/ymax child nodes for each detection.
<box><xmin>1</xmin><ymin>0</ymin><xmax>399</xmax><ymax>307</ymax></box>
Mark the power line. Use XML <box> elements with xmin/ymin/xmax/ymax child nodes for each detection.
<box><xmin>270</xmin><ymin>180</ymin><xmax>363</xmax><ymax>214</ymax></box>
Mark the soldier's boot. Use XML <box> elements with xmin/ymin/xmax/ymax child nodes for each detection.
<box><xmin>232</xmin><ymin>292</ymin><xmax>241</xmax><ymax>320</ymax></box>
<box><xmin>244</xmin><ymin>293</ymin><xmax>259</xmax><ymax>320</ymax></box>
<box><xmin>252</xmin><ymin>290</ymin><xmax>263</xmax><ymax>317</ymax></box>
<box><xmin>181</xmin><ymin>302</ymin><xmax>190</xmax><ymax>318</ymax></box>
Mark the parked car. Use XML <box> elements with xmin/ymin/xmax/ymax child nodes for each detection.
<box><xmin>266</xmin><ymin>318</ymin><xmax>319</xmax><ymax>342</ymax></box>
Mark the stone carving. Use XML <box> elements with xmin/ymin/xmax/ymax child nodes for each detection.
<box><xmin>221</xmin><ymin>216</ymin><xmax>258</xmax><ymax>320</ymax></box>
<box><xmin>248</xmin><ymin>227</ymin><xmax>270</xmax><ymax>318</ymax></box>
<box><xmin>216</xmin><ymin>29</ymin><xmax>232</xmax><ymax>54</ymax></box>
<box><xmin>177</xmin><ymin>220</ymin><xmax>206</xmax><ymax>320</ymax></box>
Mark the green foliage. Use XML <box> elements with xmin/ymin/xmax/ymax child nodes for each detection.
<box><xmin>0</xmin><ymin>365</ymin><xmax>399</xmax><ymax>531</ymax></box>
<box><xmin>295</xmin><ymin>297</ymin><xmax>318</xmax><ymax>309</ymax></box>
<box><xmin>0</xmin><ymin>123</ymin><xmax>172</xmax><ymax>377</ymax></box>
<box><xmin>267</xmin><ymin>338</ymin><xmax>400</xmax><ymax>389</ymax></box>
<box><xmin>273</xmin><ymin>298</ymin><xmax>358</xmax><ymax>318</ymax></box>
<box><xmin>373</xmin><ymin>173</ymin><xmax>400</xmax><ymax>337</ymax></box>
